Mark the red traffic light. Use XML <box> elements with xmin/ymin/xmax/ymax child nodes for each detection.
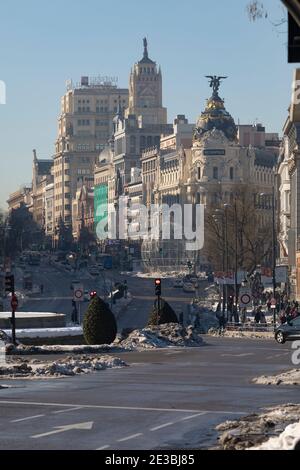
<box><xmin>90</xmin><ymin>291</ymin><xmax>97</xmax><ymax>298</ymax></box>
<box><xmin>155</xmin><ymin>279</ymin><xmax>161</xmax><ymax>285</ymax></box>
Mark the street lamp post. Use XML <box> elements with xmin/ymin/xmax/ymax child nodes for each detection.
<box><xmin>261</xmin><ymin>188</ymin><xmax>277</xmax><ymax>330</ymax></box>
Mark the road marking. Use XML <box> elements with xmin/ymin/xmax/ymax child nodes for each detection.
<box><xmin>180</xmin><ymin>412</ymin><xmax>207</xmax><ymax>421</ymax></box>
<box><xmin>221</xmin><ymin>353</ymin><xmax>254</xmax><ymax>358</ymax></box>
<box><xmin>150</xmin><ymin>422</ymin><xmax>174</xmax><ymax>431</ymax></box>
<box><xmin>96</xmin><ymin>445</ymin><xmax>110</xmax><ymax>450</ymax></box>
<box><xmin>117</xmin><ymin>433</ymin><xmax>143</xmax><ymax>442</ymax></box>
<box><xmin>52</xmin><ymin>407</ymin><xmax>83</xmax><ymax>414</ymax></box>
<box><xmin>11</xmin><ymin>414</ymin><xmax>45</xmax><ymax>423</ymax></box>
<box><xmin>0</xmin><ymin>400</ymin><xmax>246</xmax><ymax>416</ymax></box>
<box><xmin>31</xmin><ymin>421</ymin><xmax>94</xmax><ymax>439</ymax></box>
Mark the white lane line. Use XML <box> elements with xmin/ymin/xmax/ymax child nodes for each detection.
<box><xmin>97</xmin><ymin>445</ymin><xmax>110</xmax><ymax>450</ymax></box>
<box><xmin>150</xmin><ymin>422</ymin><xmax>174</xmax><ymax>432</ymax></box>
<box><xmin>0</xmin><ymin>401</ymin><xmax>246</xmax><ymax>416</ymax></box>
<box><xmin>180</xmin><ymin>412</ymin><xmax>207</xmax><ymax>421</ymax></box>
<box><xmin>221</xmin><ymin>353</ymin><xmax>254</xmax><ymax>358</ymax></box>
<box><xmin>117</xmin><ymin>433</ymin><xmax>143</xmax><ymax>442</ymax></box>
<box><xmin>52</xmin><ymin>407</ymin><xmax>83</xmax><ymax>414</ymax></box>
<box><xmin>11</xmin><ymin>414</ymin><xmax>45</xmax><ymax>423</ymax></box>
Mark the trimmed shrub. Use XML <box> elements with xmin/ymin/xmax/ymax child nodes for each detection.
<box><xmin>83</xmin><ymin>296</ymin><xmax>117</xmax><ymax>345</ymax></box>
<box><xmin>148</xmin><ymin>299</ymin><xmax>178</xmax><ymax>326</ymax></box>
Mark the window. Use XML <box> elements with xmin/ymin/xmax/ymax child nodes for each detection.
<box><xmin>197</xmin><ymin>167</ymin><xmax>201</xmax><ymax>180</ymax></box>
<box><xmin>230</xmin><ymin>167</ymin><xmax>234</xmax><ymax>180</ymax></box>
<box><xmin>213</xmin><ymin>167</ymin><xmax>218</xmax><ymax>180</ymax></box>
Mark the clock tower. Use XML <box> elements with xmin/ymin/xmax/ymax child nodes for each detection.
<box><xmin>125</xmin><ymin>38</ymin><xmax>167</xmax><ymax>127</ymax></box>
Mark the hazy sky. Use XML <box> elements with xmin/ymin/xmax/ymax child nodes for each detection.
<box><xmin>0</xmin><ymin>0</ymin><xmax>295</xmax><ymax>209</ymax></box>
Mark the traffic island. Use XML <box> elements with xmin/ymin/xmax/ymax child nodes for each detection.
<box><xmin>0</xmin><ymin>312</ymin><xmax>66</xmax><ymax>330</ymax></box>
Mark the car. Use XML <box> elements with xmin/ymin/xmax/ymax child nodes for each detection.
<box><xmin>173</xmin><ymin>279</ymin><xmax>184</xmax><ymax>288</ymax></box>
<box><xmin>89</xmin><ymin>266</ymin><xmax>100</xmax><ymax>276</ymax></box>
<box><xmin>275</xmin><ymin>316</ymin><xmax>300</xmax><ymax>344</ymax></box>
<box><xmin>183</xmin><ymin>282</ymin><xmax>196</xmax><ymax>293</ymax></box>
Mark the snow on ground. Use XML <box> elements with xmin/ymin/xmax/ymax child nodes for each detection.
<box><xmin>214</xmin><ymin>404</ymin><xmax>300</xmax><ymax>450</ymax></box>
<box><xmin>126</xmin><ymin>270</ymin><xmax>188</xmax><ymax>279</ymax></box>
<box><xmin>2</xmin><ymin>327</ymin><xmax>83</xmax><ymax>339</ymax></box>
<box><xmin>253</xmin><ymin>369</ymin><xmax>300</xmax><ymax>386</ymax></box>
<box><xmin>249</xmin><ymin>421</ymin><xmax>300</xmax><ymax>450</ymax></box>
<box><xmin>0</xmin><ymin>355</ymin><xmax>127</xmax><ymax>379</ymax></box>
<box><xmin>117</xmin><ymin>323</ymin><xmax>204</xmax><ymax>350</ymax></box>
<box><xmin>207</xmin><ymin>328</ymin><xmax>274</xmax><ymax>340</ymax></box>
<box><xmin>5</xmin><ymin>343</ymin><xmax>124</xmax><ymax>356</ymax></box>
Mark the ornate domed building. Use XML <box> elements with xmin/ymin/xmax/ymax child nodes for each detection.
<box><xmin>194</xmin><ymin>76</ymin><xmax>237</xmax><ymax>143</ymax></box>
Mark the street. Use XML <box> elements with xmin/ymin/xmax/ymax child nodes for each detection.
<box><xmin>15</xmin><ymin>259</ymin><xmax>200</xmax><ymax>330</ymax></box>
<box><xmin>0</xmin><ymin>337</ymin><xmax>297</xmax><ymax>450</ymax></box>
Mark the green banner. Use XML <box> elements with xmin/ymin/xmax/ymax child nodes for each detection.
<box><xmin>94</xmin><ymin>184</ymin><xmax>108</xmax><ymax>229</ymax></box>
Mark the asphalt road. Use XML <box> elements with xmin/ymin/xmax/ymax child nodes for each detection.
<box><xmin>0</xmin><ymin>337</ymin><xmax>298</xmax><ymax>450</ymax></box>
<box><xmin>15</xmin><ymin>260</ymin><xmax>203</xmax><ymax>330</ymax></box>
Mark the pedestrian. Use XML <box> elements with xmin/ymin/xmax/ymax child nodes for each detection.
<box><xmin>71</xmin><ymin>300</ymin><xmax>78</xmax><ymax>324</ymax></box>
<box><xmin>240</xmin><ymin>308</ymin><xmax>247</xmax><ymax>324</ymax></box>
<box><xmin>254</xmin><ymin>306</ymin><xmax>261</xmax><ymax>324</ymax></box>
<box><xmin>40</xmin><ymin>284</ymin><xmax>44</xmax><ymax>294</ymax></box>
<box><xmin>260</xmin><ymin>311</ymin><xmax>267</xmax><ymax>325</ymax></box>
<box><xmin>279</xmin><ymin>311</ymin><xmax>287</xmax><ymax>325</ymax></box>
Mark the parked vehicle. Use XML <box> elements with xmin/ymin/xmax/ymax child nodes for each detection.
<box><xmin>173</xmin><ymin>279</ymin><xmax>184</xmax><ymax>288</ymax></box>
<box><xmin>275</xmin><ymin>316</ymin><xmax>300</xmax><ymax>344</ymax></box>
<box><xmin>183</xmin><ymin>282</ymin><xmax>196</xmax><ymax>293</ymax></box>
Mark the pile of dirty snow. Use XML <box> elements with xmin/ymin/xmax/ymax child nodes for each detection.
<box><xmin>118</xmin><ymin>323</ymin><xmax>204</xmax><ymax>350</ymax></box>
<box><xmin>249</xmin><ymin>421</ymin><xmax>300</xmax><ymax>450</ymax></box>
<box><xmin>214</xmin><ymin>404</ymin><xmax>300</xmax><ymax>450</ymax></box>
<box><xmin>253</xmin><ymin>369</ymin><xmax>300</xmax><ymax>386</ymax></box>
<box><xmin>0</xmin><ymin>355</ymin><xmax>127</xmax><ymax>379</ymax></box>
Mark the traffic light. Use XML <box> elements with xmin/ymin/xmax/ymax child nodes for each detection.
<box><xmin>5</xmin><ymin>274</ymin><xmax>15</xmax><ymax>294</ymax></box>
<box><xmin>288</xmin><ymin>10</ymin><xmax>300</xmax><ymax>62</ymax></box>
<box><xmin>155</xmin><ymin>278</ymin><xmax>161</xmax><ymax>296</ymax></box>
<box><xmin>90</xmin><ymin>290</ymin><xmax>97</xmax><ymax>299</ymax></box>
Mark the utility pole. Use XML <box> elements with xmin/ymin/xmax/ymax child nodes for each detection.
<box><xmin>272</xmin><ymin>186</ymin><xmax>277</xmax><ymax>330</ymax></box>
<box><xmin>155</xmin><ymin>279</ymin><xmax>162</xmax><ymax>325</ymax></box>
<box><xmin>234</xmin><ymin>197</ymin><xmax>239</xmax><ymax>314</ymax></box>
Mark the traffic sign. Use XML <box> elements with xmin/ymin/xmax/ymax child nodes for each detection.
<box><xmin>239</xmin><ymin>291</ymin><xmax>252</xmax><ymax>307</ymax></box>
<box><xmin>11</xmin><ymin>295</ymin><xmax>18</xmax><ymax>311</ymax></box>
<box><xmin>73</xmin><ymin>284</ymin><xmax>84</xmax><ymax>302</ymax></box>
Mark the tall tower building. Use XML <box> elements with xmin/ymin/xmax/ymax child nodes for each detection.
<box><xmin>125</xmin><ymin>38</ymin><xmax>167</xmax><ymax>126</ymax></box>
<box><xmin>53</xmin><ymin>77</ymin><xmax>128</xmax><ymax>233</ymax></box>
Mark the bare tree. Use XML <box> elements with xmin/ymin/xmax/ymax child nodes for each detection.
<box><xmin>203</xmin><ymin>185</ymin><xmax>273</xmax><ymax>274</ymax></box>
<box><xmin>247</xmin><ymin>1</ymin><xmax>268</xmax><ymax>21</ymax></box>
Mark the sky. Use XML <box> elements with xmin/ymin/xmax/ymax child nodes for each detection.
<box><xmin>0</xmin><ymin>0</ymin><xmax>295</xmax><ymax>209</ymax></box>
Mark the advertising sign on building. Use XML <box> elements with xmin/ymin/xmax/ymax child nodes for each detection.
<box><xmin>94</xmin><ymin>184</ymin><xmax>108</xmax><ymax>231</ymax></box>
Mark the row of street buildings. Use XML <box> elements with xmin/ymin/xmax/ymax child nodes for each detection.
<box><xmin>10</xmin><ymin>39</ymin><xmax>299</xmax><ymax>292</ymax></box>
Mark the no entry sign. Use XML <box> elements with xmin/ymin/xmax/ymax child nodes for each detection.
<box><xmin>239</xmin><ymin>291</ymin><xmax>252</xmax><ymax>307</ymax></box>
<box><xmin>73</xmin><ymin>284</ymin><xmax>84</xmax><ymax>302</ymax></box>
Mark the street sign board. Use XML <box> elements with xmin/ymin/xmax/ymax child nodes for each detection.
<box><xmin>73</xmin><ymin>284</ymin><xmax>84</xmax><ymax>302</ymax></box>
<box><xmin>239</xmin><ymin>288</ymin><xmax>252</xmax><ymax>308</ymax></box>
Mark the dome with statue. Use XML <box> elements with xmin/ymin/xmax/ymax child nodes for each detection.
<box><xmin>194</xmin><ymin>76</ymin><xmax>237</xmax><ymax>143</ymax></box>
